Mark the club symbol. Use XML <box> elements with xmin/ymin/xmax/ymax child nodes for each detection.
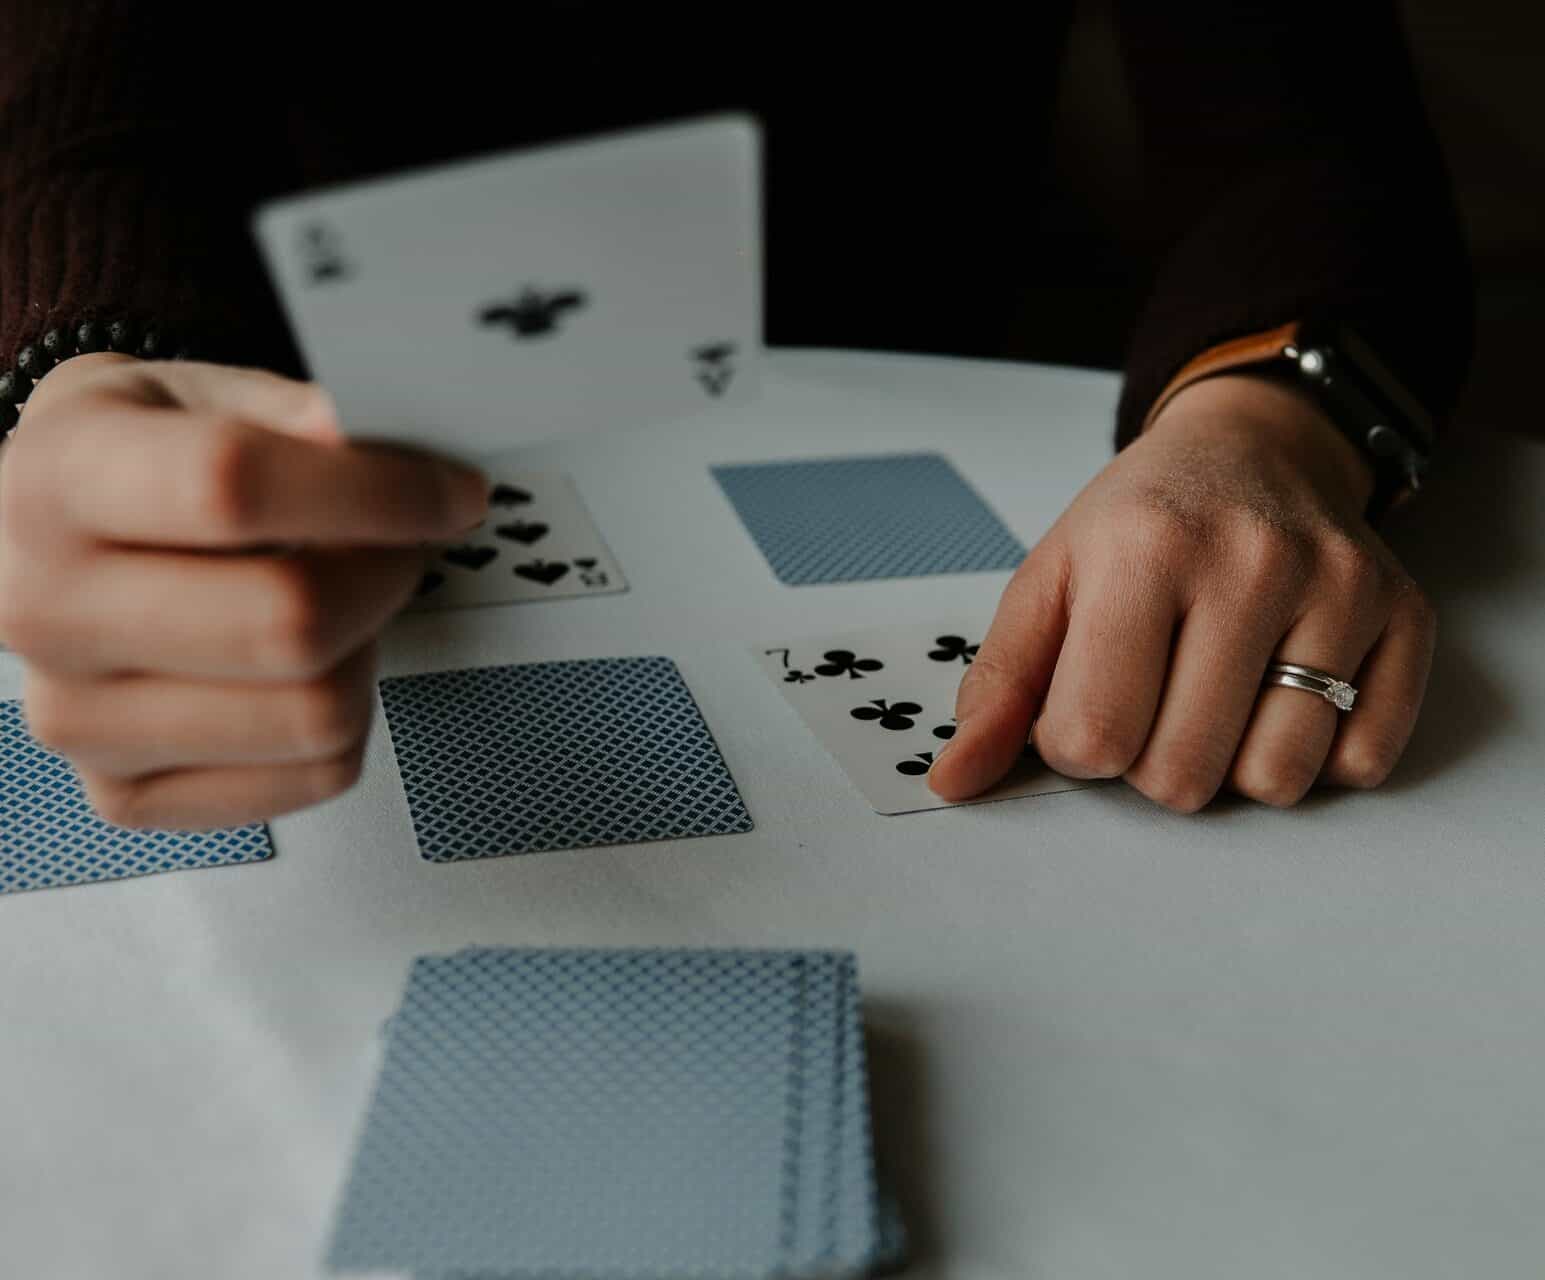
<box><xmin>690</xmin><ymin>340</ymin><xmax>738</xmax><ymax>397</ymax></box>
<box><xmin>851</xmin><ymin>699</ymin><xmax>922</xmax><ymax>731</ymax></box>
<box><xmin>514</xmin><ymin>558</ymin><xmax>570</xmax><ymax>586</ymax></box>
<box><xmin>815</xmin><ymin>649</ymin><xmax>884</xmax><ymax>679</ymax></box>
<box><xmin>494</xmin><ymin>520</ymin><xmax>549</xmax><ymax>545</ymax></box>
<box><xmin>490</xmin><ymin>483</ymin><xmax>534</xmax><ymax>507</ymax></box>
<box><xmin>783</xmin><ymin>670</ymin><xmax>816</xmax><ymax>684</ymax></box>
<box><xmin>442</xmin><ymin>544</ymin><xmax>498</xmax><ymax>571</ymax></box>
<box><xmin>931</xmin><ymin>721</ymin><xmax>956</xmax><ymax>740</ymax></box>
<box><xmin>928</xmin><ymin>635</ymin><xmax>979</xmax><ymax>664</ymax></box>
<box><xmin>298</xmin><ymin>221</ymin><xmax>353</xmax><ymax>286</ymax></box>
<box><xmin>478</xmin><ymin>286</ymin><xmax>588</xmax><ymax>339</ymax></box>
<box><xmin>415</xmin><ymin>570</ymin><xmax>446</xmax><ymax>597</ymax></box>
<box><xmin>896</xmin><ymin>751</ymin><xmax>936</xmax><ymax>776</ymax></box>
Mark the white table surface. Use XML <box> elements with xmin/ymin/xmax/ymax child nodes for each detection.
<box><xmin>2</xmin><ymin>350</ymin><xmax>1542</xmax><ymax>1280</ymax></box>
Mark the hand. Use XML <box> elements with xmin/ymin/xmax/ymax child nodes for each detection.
<box><xmin>928</xmin><ymin>374</ymin><xmax>1436</xmax><ymax>811</ymax></box>
<box><xmin>0</xmin><ymin>354</ymin><xmax>488</xmax><ymax>829</ymax></box>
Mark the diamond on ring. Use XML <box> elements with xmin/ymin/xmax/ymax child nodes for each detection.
<box><xmin>1324</xmin><ymin>680</ymin><xmax>1356</xmax><ymax>711</ymax></box>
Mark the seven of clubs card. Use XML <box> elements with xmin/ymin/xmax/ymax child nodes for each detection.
<box><xmin>756</xmin><ymin>622</ymin><xmax>1086</xmax><ymax>815</ymax></box>
<box><xmin>251</xmin><ymin>115</ymin><xmax>762</xmax><ymax>463</ymax></box>
<box><xmin>409</xmin><ymin>469</ymin><xmax>626</xmax><ymax>612</ymax></box>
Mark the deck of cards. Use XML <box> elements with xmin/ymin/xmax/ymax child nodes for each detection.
<box><xmin>325</xmin><ymin>947</ymin><xmax>905</xmax><ymax>1278</ymax></box>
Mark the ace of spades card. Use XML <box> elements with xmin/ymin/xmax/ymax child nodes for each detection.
<box><xmin>755</xmin><ymin>622</ymin><xmax>1087</xmax><ymax>815</ymax></box>
<box><xmin>251</xmin><ymin>115</ymin><xmax>761</xmax><ymax>464</ymax></box>
<box><xmin>408</xmin><ymin>469</ymin><xmax>626</xmax><ymax>612</ymax></box>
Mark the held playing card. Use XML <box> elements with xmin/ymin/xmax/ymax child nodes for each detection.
<box><xmin>754</xmin><ymin>621</ymin><xmax>1087</xmax><ymax>815</ymax></box>
<box><xmin>407</xmin><ymin>468</ymin><xmax>626</xmax><ymax>611</ymax></box>
<box><xmin>253</xmin><ymin>115</ymin><xmax>762</xmax><ymax>462</ymax></box>
<box><xmin>0</xmin><ymin>700</ymin><xmax>273</xmax><ymax>893</ymax></box>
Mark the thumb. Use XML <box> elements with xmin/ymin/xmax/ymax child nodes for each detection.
<box><xmin>928</xmin><ymin>545</ymin><xmax>1070</xmax><ymax>800</ymax></box>
<box><xmin>142</xmin><ymin>361</ymin><xmax>344</xmax><ymax>445</ymax></box>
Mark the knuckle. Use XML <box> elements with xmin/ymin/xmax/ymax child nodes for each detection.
<box><xmin>22</xmin><ymin>679</ymin><xmax>81</xmax><ymax>753</ymax></box>
<box><xmin>1234</xmin><ymin>520</ymin><xmax>1313</xmax><ymax>592</ymax></box>
<box><xmin>1129</xmin><ymin>502</ymin><xmax>1203</xmax><ymax>560</ymax></box>
<box><xmin>1039</xmin><ymin>711</ymin><xmax>1143</xmax><ymax>779</ymax></box>
<box><xmin>1233</xmin><ymin>752</ymin><xmax>1318</xmax><ymax>808</ymax></box>
<box><xmin>254</xmin><ymin>559</ymin><xmax>332</xmax><ymax>676</ymax></box>
<box><xmin>82</xmin><ymin>775</ymin><xmax>148</xmax><ymax>828</ymax></box>
<box><xmin>309</xmin><ymin>743</ymin><xmax>365</xmax><ymax>804</ymax></box>
<box><xmin>1333</xmin><ymin>736</ymin><xmax>1401</xmax><ymax>789</ymax></box>
<box><xmin>1132</xmin><ymin>762</ymin><xmax>1217</xmax><ymax>814</ymax></box>
<box><xmin>290</xmin><ymin>674</ymin><xmax>367</xmax><ymax>759</ymax></box>
<box><xmin>1317</xmin><ymin>533</ymin><xmax>1383</xmax><ymax>597</ymax></box>
<box><xmin>192</xmin><ymin>422</ymin><xmax>264</xmax><ymax>534</ymax></box>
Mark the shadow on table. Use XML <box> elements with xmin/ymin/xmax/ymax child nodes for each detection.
<box><xmin>1378</xmin><ymin>424</ymin><xmax>1538</xmax><ymax>787</ymax></box>
<box><xmin>864</xmin><ymin>999</ymin><xmax>942</xmax><ymax>1272</ymax></box>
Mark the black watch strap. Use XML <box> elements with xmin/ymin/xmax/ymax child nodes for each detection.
<box><xmin>1141</xmin><ymin>319</ymin><xmax>1433</xmax><ymax>520</ymax></box>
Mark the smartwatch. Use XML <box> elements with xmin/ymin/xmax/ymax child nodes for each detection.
<box><xmin>1141</xmin><ymin>319</ymin><xmax>1434</xmax><ymax>519</ymax></box>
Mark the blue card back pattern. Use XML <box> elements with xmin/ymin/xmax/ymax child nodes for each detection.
<box><xmin>0</xmin><ymin>699</ymin><xmax>273</xmax><ymax>894</ymax></box>
<box><xmin>327</xmin><ymin>947</ymin><xmax>815</xmax><ymax>1277</ymax></box>
<box><xmin>711</xmin><ymin>452</ymin><xmax>1026</xmax><ymax>586</ymax></box>
<box><xmin>379</xmin><ymin>656</ymin><xmax>753</xmax><ymax>862</ymax></box>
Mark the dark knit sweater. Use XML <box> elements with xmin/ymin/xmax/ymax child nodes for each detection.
<box><xmin>0</xmin><ymin>2</ymin><xmax>1473</xmax><ymax>449</ymax></box>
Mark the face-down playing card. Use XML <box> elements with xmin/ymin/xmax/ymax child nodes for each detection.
<box><xmin>252</xmin><ymin>114</ymin><xmax>762</xmax><ymax>463</ymax></box>
<box><xmin>379</xmin><ymin>656</ymin><xmax>752</xmax><ymax>862</ymax></box>
<box><xmin>0</xmin><ymin>700</ymin><xmax>272</xmax><ymax>894</ymax></box>
<box><xmin>325</xmin><ymin>947</ymin><xmax>892</xmax><ymax>1279</ymax></box>
<box><xmin>712</xmin><ymin>452</ymin><xmax>1026</xmax><ymax>586</ymax></box>
<box><xmin>755</xmin><ymin>621</ymin><xmax>1087</xmax><ymax>815</ymax></box>
<box><xmin>408</xmin><ymin>468</ymin><xmax>626</xmax><ymax>611</ymax></box>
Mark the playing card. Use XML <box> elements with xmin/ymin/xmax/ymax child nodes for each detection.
<box><xmin>253</xmin><ymin>115</ymin><xmax>762</xmax><ymax>462</ymax></box>
<box><xmin>407</xmin><ymin>468</ymin><xmax>625</xmax><ymax>611</ymax></box>
<box><xmin>712</xmin><ymin>452</ymin><xmax>1026</xmax><ymax>586</ymax></box>
<box><xmin>0</xmin><ymin>699</ymin><xmax>272</xmax><ymax>894</ymax></box>
<box><xmin>754</xmin><ymin>622</ymin><xmax>1086</xmax><ymax>815</ymax></box>
<box><xmin>326</xmin><ymin>947</ymin><xmax>820</xmax><ymax>1277</ymax></box>
<box><xmin>379</xmin><ymin>657</ymin><xmax>753</xmax><ymax>861</ymax></box>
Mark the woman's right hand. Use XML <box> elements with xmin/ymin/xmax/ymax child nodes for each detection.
<box><xmin>0</xmin><ymin>353</ymin><xmax>488</xmax><ymax>830</ymax></box>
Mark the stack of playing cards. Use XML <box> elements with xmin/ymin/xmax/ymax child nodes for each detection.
<box><xmin>324</xmin><ymin>947</ymin><xmax>905</xmax><ymax>1278</ymax></box>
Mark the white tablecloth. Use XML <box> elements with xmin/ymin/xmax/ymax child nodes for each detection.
<box><xmin>3</xmin><ymin>351</ymin><xmax>1542</xmax><ymax>1280</ymax></box>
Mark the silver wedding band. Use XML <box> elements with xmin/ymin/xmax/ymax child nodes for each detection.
<box><xmin>1263</xmin><ymin>662</ymin><xmax>1358</xmax><ymax>712</ymax></box>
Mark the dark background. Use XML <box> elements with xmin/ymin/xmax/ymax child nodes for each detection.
<box><xmin>1019</xmin><ymin>0</ymin><xmax>1544</xmax><ymax>440</ymax></box>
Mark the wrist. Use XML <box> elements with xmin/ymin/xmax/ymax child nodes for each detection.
<box><xmin>1144</xmin><ymin>372</ymin><xmax>1377</xmax><ymax>514</ymax></box>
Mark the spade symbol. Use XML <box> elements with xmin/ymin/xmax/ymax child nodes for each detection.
<box><xmin>494</xmin><ymin>520</ymin><xmax>549</xmax><ymax>545</ymax></box>
<box><xmin>490</xmin><ymin>484</ymin><xmax>534</xmax><ymax>507</ymax></box>
<box><xmin>478</xmin><ymin>287</ymin><xmax>587</xmax><ymax>339</ymax></box>
<box><xmin>442</xmin><ymin>544</ymin><xmax>498</xmax><ymax>571</ymax></box>
<box><xmin>515</xmin><ymin>559</ymin><xmax>570</xmax><ymax>586</ymax></box>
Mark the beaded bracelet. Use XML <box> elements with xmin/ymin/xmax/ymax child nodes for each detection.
<box><xmin>0</xmin><ymin>317</ymin><xmax>189</xmax><ymax>443</ymax></box>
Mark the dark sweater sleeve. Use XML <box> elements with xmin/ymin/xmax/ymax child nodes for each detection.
<box><xmin>1111</xmin><ymin>1</ymin><xmax>1474</xmax><ymax>448</ymax></box>
<box><xmin>0</xmin><ymin>1</ymin><xmax>291</xmax><ymax>378</ymax></box>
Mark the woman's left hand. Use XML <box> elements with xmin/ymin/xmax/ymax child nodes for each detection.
<box><xmin>927</xmin><ymin>373</ymin><xmax>1436</xmax><ymax>812</ymax></box>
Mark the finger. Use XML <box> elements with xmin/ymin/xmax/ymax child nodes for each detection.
<box><xmin>24</xmin><ymin>643</ymin><xmax>377</xmax><ymax>777</ymax></box>
<box><xmin>1026</xmin><ymin>556</ymin><xmax>1181</xmax><ymax>781</ymax></box>
<box><xmin>1321</xmin><ymin>587</ymin><xmax>1437</xmax><ymax>789</ymax></box>
<box><xmin>928</xmin><ymin>544</ymin><xmax>1070</xmax><ymax>800</ymax></box>
<box><xmin>1226</xmin><ymin>602</ymin><xmax>1389</xmax><ymax>807</ymax></box>
<box><xmin>51</xmin><ymin>405</ymin><xmax>486</xmax><ymax>548</ymax></box>
<box><xmin>138</xmin><ymin>361</ymin><xmax>346</xmax><ymax>444</ymax></box>
<box><xmin>1122</xmin><ymin>597</ymin><xmax>1293</xmax><ymax>813</ymax></box>
<box><xmin>17</xmin><ymin>546</ymin><xmax>422</xmax><ymax>679</ymax></box>
<box><xmin>80</xmin><ymin>741</ymin><xmax>368</xmax><ymax>831</ymax></box>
